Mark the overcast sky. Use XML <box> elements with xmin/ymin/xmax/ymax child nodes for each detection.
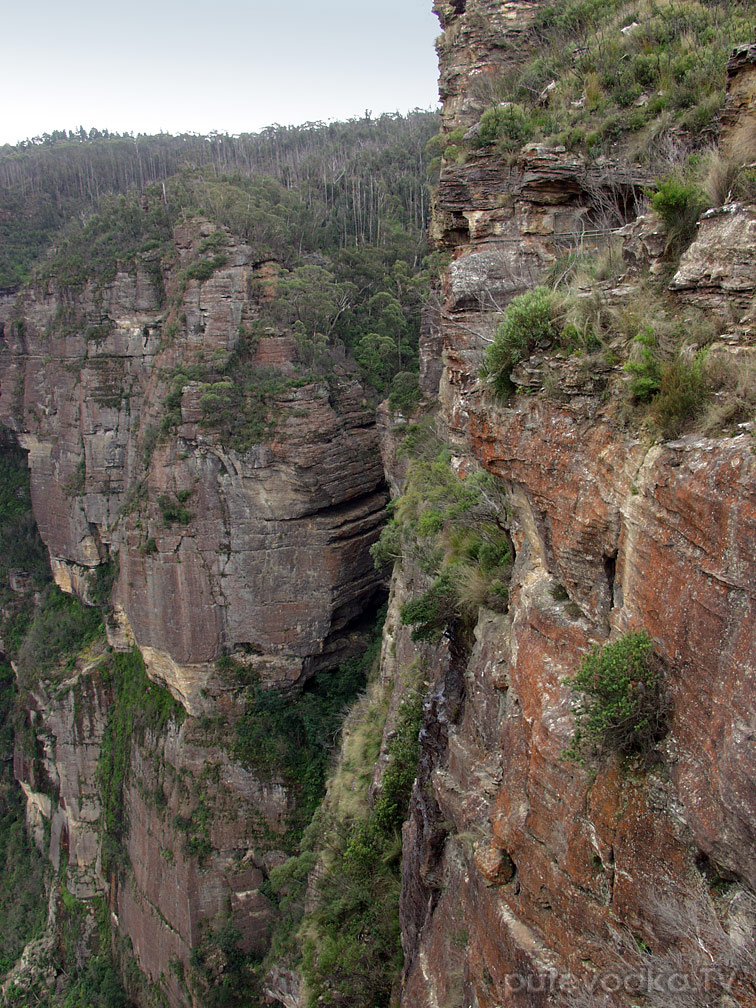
<box><xmin>2</xmin><ymin>0</ymin><xmax>441</xmax><ymax>145</ymax></box>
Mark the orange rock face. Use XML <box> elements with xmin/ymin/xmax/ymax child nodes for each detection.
<box><xmin>393</xmin><ymin>3</ymin><xmax>756</xmax><ymax>1006</ymax></box>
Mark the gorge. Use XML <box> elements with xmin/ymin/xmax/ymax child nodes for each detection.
<box><xmin>1</xmin><ymin>2</ymin><xmax>756</xmax><ymax>1007</ymax></box>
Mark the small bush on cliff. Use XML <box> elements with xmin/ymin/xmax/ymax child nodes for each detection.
<box><xmin>480</xmin><ymin>287</ymin><xmax>557</xmax><ymax>399</ymax></box>
<box><xmin>476</xmin><ymin>104</ymin><xmax>534</xmax><ymax>152</ymax></box>
<box><xmin>624</xmin><ymin>325</ymin><xmax>713</xmax><ymax>437</ymax></box>
<box><xmin>373</xmin><ymin>434</ymin><xmax>512</xmax><ymax>638</ymax></box>
<box><xmin>624</xmin><ymin>328</ymin><xmax>662</xmax><ymax>402</ymax></box>
<box><xmin>563</xmin><ymin>631</ymin><xmax>667</xmax><ymax>763</ymax></box>
<box><xmin>388</xmin><ymin>370</ymin><xmax>421</xmax><ymax>415</ymax></box>
<box><xmin>649</xmin><ymin>350</ymin><xmax>708</xmax><ymax>437</ymax></box>
<box><xmin>158</xmin><ymin>493</ymin><xmax>191</xmax><ymax>526</ymax></box>
<box><xmin>650</xmin><ymin>174</ymin><xmax>706</xmax><ymax>255</ymax></box>
<box><xmin>16</xmin><ymin>584</ymin><xmax>102</xmax><ymax>682</ymax></box>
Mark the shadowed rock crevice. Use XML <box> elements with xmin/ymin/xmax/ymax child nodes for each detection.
<box><xmin>400</xmin><ymin>628</ymin><xmax>469</xmax><ymax>985</ymax></box>
<box><xmin>604</xmin><ymin>551</ymin><xmax>617</xmax><ymax>609</ymax></box>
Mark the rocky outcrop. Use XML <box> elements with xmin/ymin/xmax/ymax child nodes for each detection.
<box><xmin>433</xmin><ymin>0</ymin><xmax>543</xmax><ymax>133</ymax></box>
<box><xmin>721</xmin><ymin>34</ymin><xmax>756</xmax><ymax>159</ymax></box>
<box><xmin>671</xmin><ymin>203</ymin><xmax>756</xmax><ymax>312</ymax></box>
<box><xmin>14</xmin><ymin>644</ymin><xmax>112</xmax><ymax>899</ymax></box>
<box><xmin>0</xmin><ymin>221</ymin><xmax>385</xmax><ymax>713</ymax></box>
<box><xmin>115</xmin><ymin>715</ymin><xmax>291</xmax><ymax>1003</ymax></box>
<box><xmin>0</xmin><ymin>219</ymin><xmax>386</xmax><ymax>1004</ymax></box>
<box><xmin>391</xmin><ymin>2</ymin><xmax>756</xmax><ymax>1005</ymax></box>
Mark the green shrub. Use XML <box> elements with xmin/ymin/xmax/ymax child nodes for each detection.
<box><xmin>158</xmin><ymin>493</ymin><xmax>192</xmax><ymax>526</ymax></box>
<box><xmin>89</xmin><ymin>556</ymin><xmax>118</xmax><ymax>608</ymax></box>
<box><xmin>184</xmin><ymin>253</ymin><xmax>228</xmax><ymax>283</ymax></box>
<box><xmin>477</xmin><ymin>105</ymin><xmax>533</xmax><ymax>151</ymax></box>
<box><xmin>400</xmin><ymin>572</ymin><xmax>458</xmax><ymax>643</ymax></box>
<box><xmin>481</xmin><ymin>286</ymin><xmax>556</xmax><ymax>399</ymax></box>
<box><xmin>624</xmin><ymin>328</ymin><xmax>662</xmax><ymax>402</ymax></box>
<box><xmin>563</xmin><ymin>631</ymin><xmax>666</xmax><ymax>763</ymax></box>
<box><xmin>188</xmin><ymin>922</ymin><xmax>262</xmax><ymax>1007</ymax></box>
<box><xmin>388</xmin><ymin>371</ymin><xmax>420</xmax><ymax>414</ymax></box>
<box><xmin>17</xmin><ymin>585</ymin><xmax>102</xmax><ymax>680</ymax></box>
<box><xmin>650</xmin><ymin>175</ymin><xmax>706</xmax><ymax>253</ymax></box>
<box><xmin>624</xmin><ymin>329</ymin><xmax>712</xmax><ymax>435</ymax></box>
<box><xmin>375</xmin><ymin>444</ymin><xmax>512</xmax><ymax>632</ymax></box>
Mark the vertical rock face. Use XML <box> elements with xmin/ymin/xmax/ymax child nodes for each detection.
<box><xmin>15</xmin><ymin>647</ymin><xmax>112</xmax><ymax>899</ymax></box>
<box><xmin>0</xmin><ymin>221</ymin><xmax>385</xmax><ymax>712</ymax></box>
<box><xmin>391</xmin><ymin>3</ymin><xmax>756</xmax><ymax>1006</ymax></box>
<box><xmin>721</xmin><ymin>37</ymin><xmax>756</xmax><ymax>159</ymax></box>
<box><xmin>114</xmin><ymin>716</ymin><xmax>292</xmax><ymax>1006</ymax></box>
<box><xmin>433</xmin><ymin>0</ymin><xmax>543</xmax><ymax>133</ymax></box>
<box><xmin>0</xmin><ymin>220</ymin><xmax>386</xmax><ymax>1003</ymax></box>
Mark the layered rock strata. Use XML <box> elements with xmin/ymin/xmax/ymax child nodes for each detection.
<box><xmin>0</xmin><ymin>220</ymin><xmax>386</xmax><ymax>1003</ymax></box>
<box><xmin>390</xmin><ymin>3</ymin><xmax>756</xmax><ymax>1006</ymax></box>
<box><xmin>0</xmin><ymin>222</ymin><xmax>385</xmax><ymax>713</ymax></box>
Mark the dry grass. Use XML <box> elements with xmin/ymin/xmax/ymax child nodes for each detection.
<box><xmin>697</xmin><ymin>348</ymin><xmax>756</xmax><ymax>435</ymax></box>
<box><xmin>703</xmin><ymin>149</ymin><xmax>744</xmax><ymax>207</ymax></box>
<box><xmin>322</xmin><ymin>674</ymin><xmax>389</xmax><ymax>824</ymax></box>
<box><xmin>553</xmin><ymin>881</ymin><xmax>756</xmax><ymax>1008</ymax></box>
<box><xmin>702</xmin><ymin>128</ymin><xmax>756</xmax><ymax>207</ymax></box>
<box><xmin>455</xmin><ymin>562</ymin><xmax>508</xmax><ymax>613</ymax></box>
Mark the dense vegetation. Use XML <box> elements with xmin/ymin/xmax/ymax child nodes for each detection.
<box><xmin>0</xmin><ymin>113</ymin><xmax>437</xmax><ymax>289</ymax></box>
<box><xmin>23</xmin><ymin>114</ymin><xmax>440</xmax><ymax>415</ymax></box>
<box><xmin>98</xmin><ymin>648</ymin><xmax>184</xmax><ymax>876</ymax></box>
<box><xmin>177</xmin><ymin>611</ymin><xmax>390</xmax><ymax>1007</ymax></box>
<box><xmin>0</xmin><ymin>446</ymin><xmax>130</xmax><ymax>1006</ymax></box>
<box><xmin>442</xmin><ymin>0</ymin><xmax>753</xmax><ymax>166</ymax></box>
<box><xmin>233</xmin><ymin>606</ymin><xmax>386</xmax><ymax>838</ymax></box>
<box><xmin>372</xmin><ymin>420</ymin><xmax>513</xmax><ymax>637</ymax></box>
<box><xmin>301</xmin><ymin>686</ymin><xmax>423</xmax><ymax>1007</ymax></box>
<box><xmin>0</xmin><ymin>444</ymin><xmax>52</xmax><ymax>652</ymax></box>
<box><xmin>3</xmin><ymin>889</ymin><xmax>133</xmax><ymax>1008</ymax></box>
<box><xmin>0</xmin><ymin>660</ymin><xmax>46</xmax><ymax>976</ymax></box>
<box><xmin>261</xmin><ymin>637</ymin><xmax>424</xmax><ymax>1008</ymax></box>
<box><xmin>0</xmin><ymin>447</ymin><xmax>49</xmax><ymax>977</ymax></box>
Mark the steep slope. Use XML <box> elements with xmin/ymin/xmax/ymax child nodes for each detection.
<box><xmin>385</xmin><ymin>3</ymin><xmax>756</xmax><ymax>1006</ymax></box>
<box><xmin>3</xmin><ymin>5</ymin><xmax>756</xmax><ymax>1007</ymax></box>
<box><xmin>0</xmin><ymin>199</ymin><xmax>391</xmax><ymax>1004</ymax></box>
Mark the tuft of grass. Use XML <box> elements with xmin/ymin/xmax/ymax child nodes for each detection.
<box><xmin>649</xmin><ymin>349</ymin><xmax>708</xmax><ymax>437</ymax></box>
<box><xmin>649</xmin><ymin>173</ymin><xmax>706</xmax><ymax>255</ymax></box>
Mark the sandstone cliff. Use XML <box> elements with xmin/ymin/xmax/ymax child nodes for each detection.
<box><xmin>2</xmin><ymin>4</ymin><xmax>756</xmax><ymax>1008</ymax></box>
<box><xmin>387</xmin><ymin>5</ymin><xmax>756</xmax><ymax>1007</ymax></box>
<box><xmin>0</xmin><ymin>216</ymin><xmax>386</xmax><ymax>1004</ymax></box>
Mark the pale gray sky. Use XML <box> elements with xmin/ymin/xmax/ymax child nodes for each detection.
<box><xmin>2</xmin><ymin>1</ymin><xmax>440</xmax><ymax>145</ymax></box>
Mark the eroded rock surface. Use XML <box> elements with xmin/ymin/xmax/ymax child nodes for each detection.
<box><xmin>0</xmin><ymin>222</ymin><xmax>385</xmax><ymax>712</ymax></box>
<box><xmin>0</xmin><ymin>219</ymin><xmax>386</xmax><ymax>1004</ymax></box>
<box><xmin>390</xmin><ymin>2</ymin><xmax>756</xmax><ymax>1005</ymax></box>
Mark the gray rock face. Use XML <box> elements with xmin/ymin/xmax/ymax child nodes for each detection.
<box><xmin>1</xmin><ymin>219</ymin><xmax>387</xmax><ymax>1005</ymax></box>
<box><xmin>671</xmin><ymin>204</ymin><xmax>756</xmax><ymax>309</ymax></box>
<box><xmin>0</xmin><ymin>221</ymin><xmax>386</xmax><ymax>713</ymax></box>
